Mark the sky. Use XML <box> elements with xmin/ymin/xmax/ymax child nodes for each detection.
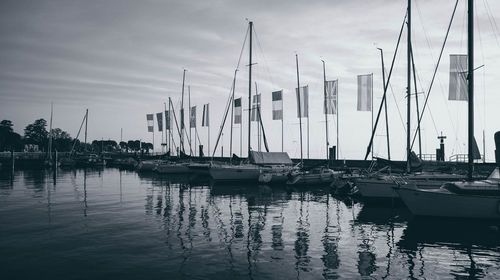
<box><xmin>0</xmin><ymin>0</ymin><xmax>499</xmax><ymax>161</ymax></box>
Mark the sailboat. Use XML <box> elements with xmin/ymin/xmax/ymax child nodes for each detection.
<box><xmin>355</xmin><ymin>0</ymin><xmax>468</xmax><ymax>201</ymax></box>
<box><xmin>207</xmin><ymin>21</ymin><xmax>294</xmax><ymax>183</ymax></box>
<box><xmin>395</xmin><ymin>0</ymin><xmax>500</xmax><ymax>219</ymax></box>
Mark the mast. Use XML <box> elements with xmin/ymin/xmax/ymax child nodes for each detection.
<box><xmin>188</xmin><ymin>85</ymin><xmax>192</xmax><ymax>156</ymax></box>
<box><xmin>296</xmin><ymin>54</ymin><xmax>304</xmax><ymax>167</ymax></box>
<box><xmin>48</xmin><ymin>102</ymin><xmax>53</xmax><ymax>159</ymax></box>
<box><xmin>230</xmin><ymin>69</ymin><xmax>236</xmax><ymax>158</ymax></box>
<box><xmin>181</xmin><ymin>69</ymin><xmax>186</xmax><ymax>154</ymax></box>
<box><xmin>168</xmin><ymin>99</ymin><xmax>172</xmax><ymax>156</ymax></box>
<box><xmin>467</xmin><ymin>0</ymin><xmax>474</xmax><ymax>180</ymax></box>
<box><xmin>322</xmin><ymin>60</ymin><xmax>329</xmax><ymax>160</ymax></box>
<box><xmin>406</xmin><ymin>0</ymin><xmax>412</xmax><ymax>173</ymax></box>
<box><xmin>378</xmin><ymin>48</ymin><xmax>391</xmax><ymax>160</ymax></box>
<box><xmin>84</xmin><ymin>109</ymin><xmax>88</xmax><ymax>151</ymax></box>
<box><xmin>247</xmin><ymin>21</ymin><xmax>253</xmax><ymax>158</ymax></box>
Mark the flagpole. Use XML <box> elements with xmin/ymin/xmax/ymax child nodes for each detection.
<box><xmin>322</xmin><ymin>60</ymin><xmax>329</xmax><ymax>161</ymax></box>
<box><xmin>161</xmin><ymin>111</ymin><xmax>164</xmax><ymax>154</ymax></box>
<box><xmin>307</xmin><ymin>98</ymin><xmax>310</xmax><ymax>159</ymax></box>
<box><xmin>208</xmin><ymin>104</ymin><xmax>210</xmax><ymax>158</ymax></box>
<box><xmin>295</xmin><ymin>54</ymin><xmax>304</xmax><ymax>167</ymax></box>
<box><xmin>371</xmin><ymin>73</ymin><xmax>374</xmax><ymax>160</ymax></box>
<box><xmin>335</xmin><ymin>79</ymin><xmax>339</xmax><ymax>160</ymax></box>
<box><xmin>281</xmin><ymin>94</ymin><xmax>284</xmax><ymax>152</ymax></box>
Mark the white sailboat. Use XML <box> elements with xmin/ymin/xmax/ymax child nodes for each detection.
<box><xmin>395</xmin><ymin>0</ymin><xmax>500</xmax><ymax>219</ymax></box>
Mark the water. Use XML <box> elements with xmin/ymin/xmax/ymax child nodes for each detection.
<box><xmin>1</xmin><ymin>168</ymin><xmax>500</xmax><ymax>279</ymax></box>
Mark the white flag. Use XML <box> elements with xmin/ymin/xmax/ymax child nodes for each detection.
<box><xmin>324</xmin><ymin>80</ymin><xmax>338</xmax><ymax>115</ymax></box>
<box><xmin>295</xmin><ymin>85</ymin><xmax>309</xmax><ymax>118</ymax></box>
<box><xmin>146</xmin><ymin>114</ymin><xmax>154</xmax><ymax>132</ymax></box>
<box><xmin>202</xmin><ymin>104</ymin><xmax>209</xmax><ymax>127</ymax></box>
<box><xmin>156</xmin><ymin>112</ymin><xmax>163</xmax><ymax>132</ymax></box>
<box><xmin>251</xmin><ymin>94</ymin><xmax>261</xmax><ymax>121</ymax></box>
<box><xmin>357</xmin><ymin>74</ymin><xmax>372</xmax><ymax>111</ymax></box>
<box><xmin>272</xmin><ymin>90</ymin><xmax>283</xmax><ymax>120</ymax></box>
<box><xmin>449</xmin><ymin>54</ymin><xmax>468</xmax><ymax>101</ymax></box>
<box><xmin>190</xmin><ymin>106</ymin><xmax>196</xmax><ymax>128</ymax></box>
<box><xmin>234</xmin><ymin>98</ymin><xmax>242</xmax><ymax>124</ymax></box>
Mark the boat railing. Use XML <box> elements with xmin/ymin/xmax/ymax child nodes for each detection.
<box><xmin>449</xmin><ymin>154</ymin><xmax>484</xmax><ymax>163</ymax></box>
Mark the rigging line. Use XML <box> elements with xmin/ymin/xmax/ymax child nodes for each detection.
<box><xmin>363</xmin><ymin>11</ymin><xmax>407</xmax><ymax>161</ymax></box>
<box><xmin>252</xmin><ymin>26</ymin><xmax>276</xmax><ymax>88</ymax></box>
<box><xmin>483</xmin><ymin>0</ymin><xmax>500</xmax><ymax>48</ymax></box>
<box><xmin>210</xmin><ymin>24</ymin><xmax>249</xmax><ymax>157</ymax></box>
<box><xmin>212</xmin><ymin>71</ymin><xmax>238</xmax><ymax>158</ymax></box>
<box><xmin>412</xmin><ymin>51</ymin><xmax>439</xmax><ymax>136</ymax></box>
<box><xmin>412</xmin><ymin>0</ymin><xmax>459</xmax><ymax>149</ymax></box>
<box><xmin>475</xmin><ymin>0</ymin><xmax>486</xmax><ymax>129</ymax></box>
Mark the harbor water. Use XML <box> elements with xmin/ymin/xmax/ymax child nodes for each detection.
<box><xmin>1</xmin><ymin>168</ymin><xmax>500</xmax><ymax>279</ymax></box>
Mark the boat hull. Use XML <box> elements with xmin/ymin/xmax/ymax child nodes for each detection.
<box><xmin>396</xmin><ymin>186</ymin><xmax>500</xmax><ymax>219</ymax></box>
<box><xmin>209</xmin><ymin>165</ymin><xmax>261</xmax><ymax>182</ymax></box>
<box><xmin>155</xmin><ymin>163</ymin><xmax>190</xmax><ymax>174</ymax></box>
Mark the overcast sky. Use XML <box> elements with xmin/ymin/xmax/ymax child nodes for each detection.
<box><xmin>1</xmin><ymin>0</ymin><xmax>499</xmax><ymax>160</ymax></box>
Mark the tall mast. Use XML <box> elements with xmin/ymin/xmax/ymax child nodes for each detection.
<box><xmin>230</xmin><ymin>69</ymin><xmax>237</xmax><ymax>158</ymax></box>
<box><xmin>322</xmin><ymin>60</ymin><xmax>329</xmax><ymax>161</ymax></box>
<box><xmin>188</xmin><ymin>85</ymin><xmax>192</xmax><ymax>156</ymax></box>
<box><xmin>181</xmin><ymin>69</ymin><xmax>186</xmax><ymax>154</ymax></box>
<box><xmin>378</xmin><ymin>48</ymin><xmax>391</xmax><ymax>160</ymax></box>
<box><xmin>467</xmin><ymin>0</ymin><xmax>474</xmax><ymax>180</ymax></box>
<box><xmin>296</xmin><ymin>54</ymin><xmax>304</xmax><ymax>167</ymax></box>
<box><xmin>247</xmin><ymin>21</ymin><xmax>253</xmax><ymax>158</ymax></box>
<box><xmin>84</xmin><ymin>108</ymin><xmax>88</xmax><ymax>149</ymax></box>
<box><xmin>168</xmin><ymin>99</ymin><xmax>172</xmax><ymax>155</ymax></box>
<box><xmin>406</xmin><ymin>0</ymin><xmax>412</xmax><ymax>173</ymax></box>
<box><xmin>48</xmin><ymin>102</ymin><xmax>53</xmax><ymax>158</ymax></box>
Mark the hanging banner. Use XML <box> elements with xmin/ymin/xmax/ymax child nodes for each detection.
<box><xmin>234</xmin><ymin>98</ymin><xmax>242</xmax><ymax>124</ymax></box>
<box><xmin>146</xmin><ymin>114</ymin><xmax>154</xmax><ymax>132</ymax></box>
<box><xmin>324</xmin><ymin>80</ymin><xmax>338</xmax><ymax>115</ymax></box>
<box><xmin>449</xmin><ymin>54</ymin><xmax>468</xmax><ymax>101</ymax></box>
<box><xmin>165</xmin><ymin>110</ymin><xmax>170</xmax><ymax>130</ymax></box>
<box><xmin>295</xmin><ymin>85</ymin><xmax>309</xmax><ymax>118</ymax></box>
<box><xmin>190</xmin><ymin>106</ymin><xmax>196</xmax><ymax>128</ymax></box>
<box><xmin>251</xmin><ymin>94</ymin><xmax>261</xmax><ymax>121</ymax></box>
<box><xmin>156</xmin><ymin>112</ymin><xmax>163</xmax><ymax>132</ymax></box>
<box><xmin>357</xmin><ymin>74</ymin><xmax>372</xmax><ymax>111</ymax></box>
<box><xmin>202</xmin><ymin>104</ymin><xmax>209</xmax><ymax>127</ymax></box>
<box><xmin>272</xmin><ymin>90</ymin><xmax>283</xmax><ymax>120</ymax></box>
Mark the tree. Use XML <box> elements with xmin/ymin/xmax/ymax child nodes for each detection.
<box><xmin>24</xmin><ymin>119</ymin><xmax>48</xmax><ymax>150</ymax></box>
<box><xmin>119</xmin><ymin>141</ymin><xmax>128</xmax><ymax>152</ymax></box>
<box><xmin>0</xmin><ymin>120</ymin><xmax>22</xmax><ymax>151</ymax></box>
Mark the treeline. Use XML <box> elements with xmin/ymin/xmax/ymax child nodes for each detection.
<box><xmin>0</xmin><ymin>119</ymin><xmax>153</xmax><ymax>153</ymax></box>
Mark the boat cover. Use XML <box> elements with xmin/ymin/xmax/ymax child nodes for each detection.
<box><xmin>249</xmin><ymin>151</ymin><xmax>293</xmax><ymax>165</ymax></box>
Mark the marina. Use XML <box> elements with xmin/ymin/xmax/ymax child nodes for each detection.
<box><xmin>1</xmin><ymin>0</ymin><xmax>500</xmax><ymax>278</ymax></box>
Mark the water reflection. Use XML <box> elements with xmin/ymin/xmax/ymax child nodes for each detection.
<box><xmin>2</xmin><ymin>169</ymin><xmax>500</xmax><ymax>279</ymax></box>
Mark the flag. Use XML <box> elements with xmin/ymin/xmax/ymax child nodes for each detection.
<box><xmin>357</xmin><ymin>74</ymin><xmax>372</xmax><ymax>111</ymax></box>
<box><xmin>190</xmin><ymin>106</ymin><xmax>196</xmax><ymax>128</ymax></box>
<box><xmin>324</xmin><ymin>80</ymin><xmax>338</xmax><ymax>114</ymax></box>
<box><xmin>180</xmin><ymin>108</ymin><xmax>185</xmax><ymax>129</ymax></box>
<box><xmin>234</xmin><ymin>98</ymin><xmax>242</xmax><ymax>124</ymax></box>
<box><xmin>146</xmin><ymin>114</ymin><xmax>154</xmax><ymax>132</ymax></box>
<box><xmin>165</xmin><ymin>110</ymin><xmax>170</xmax><ymax>130</ymax></box>
<box><xmin>202</xmin><ymin>104</ymin><xmax>209</xmax><ymax>127</ymax></box>
<box><xmin>156</xmin><ymin>112</ymin><xmax>163</xmax><ymax>132</ymax></box>
<box><xmin>251</xmin><ymin>94</ymin><xmax>261</xmax><ymax>121</ymax></box>
<box><xmin>295</xmin><ymin>85</ymin><xmax>309</xmax><ymax>118</ymax></box>
<box><xmin>449</xmin><ymin>54</ymin><xmax>468</xmax><ymax>101</ymax></box>
<box><xmin>272</xmin><ymin>90</ymin><xmax>283</xmax><ymax>120</ymax></box>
